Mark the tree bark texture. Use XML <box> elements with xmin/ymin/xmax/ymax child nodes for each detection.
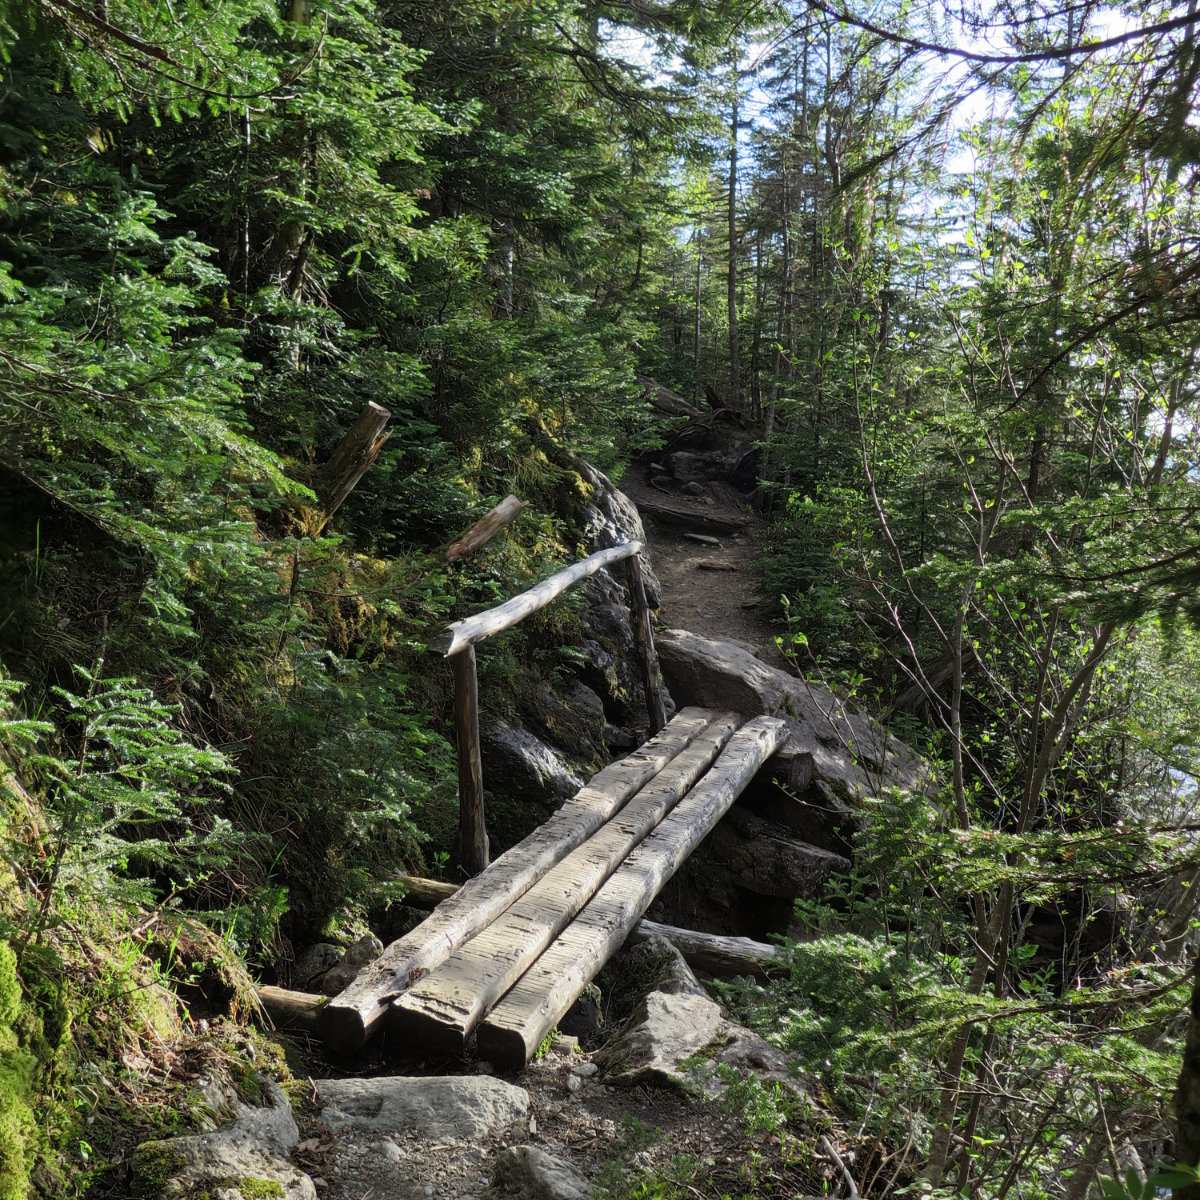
<box><xmin>318</xmin><ymin>401</ymin><xmax>392</xmax><ymax>529</ymax></box>
<box><xmin>452</xmin><ymin>645</ymin><xmax>488</xmax><ymax>875</ymax></box>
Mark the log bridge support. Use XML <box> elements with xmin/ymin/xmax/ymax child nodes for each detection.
<box><xmin>430</xmin><ymin>540</ymin><xmax>667</xmax><ymax>875</ymax></box>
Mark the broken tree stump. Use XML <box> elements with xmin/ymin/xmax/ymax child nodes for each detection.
<box><xmin>444</xmin><ymin>494</ymin><xmax>528</xmax><ymax>562</ymax></box>
<box><xmin>317</xmin><ymin>401</ymin><xmax>391</xmax><ymax>530</ymax></box>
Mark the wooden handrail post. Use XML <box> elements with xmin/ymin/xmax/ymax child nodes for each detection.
<box><xmin>626</xmin><ymin>552</ymin><xmax>667</xmax><ymax>735</ymax></box>
<box><xmin>452</xmin><ymin>645</ymin><xmax>489</xmax><ymax>874</ymax></box>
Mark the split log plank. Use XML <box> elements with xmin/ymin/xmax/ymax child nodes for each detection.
<box><xmin>392</xmin><ymin>715</ymin><xmax>742</xmax><ymax>1052</ymax></box>
<box><xmin>323</xmin><ymin>707</ymin><xmax>720</xmax><ymax>1051</ymax></box>
<box><xmin>391</xmin><ymin>877</ymin><xmax>784</xmax><ymax>981</ymax></box>
<box><xmin>318</xmin><ymin>401</ymin><xmax>391</xmax><ymax>528</ymax></box>
<box><xmin>444</xmin><ymin>495</ymin><xmax>528</xmax><ymax>563</ymax></box>
<box><xmin>256</xmin><ymin>986</ymin><xmax>327</xmax><ymax>1034</ymax></box>
<box><xmin>627</xmin><ymin>920</ymin><xmax>783</xmax><ymax>981</ymax></box>
<box><xmin>476</xmin><ymin>716</ymin><xmax>788</xmax><ymax>1069</ymax></box>
<box><xmin>430</xmin><ymin>542</ymin><xmax>643</xmax><ymax>657</ymax></box>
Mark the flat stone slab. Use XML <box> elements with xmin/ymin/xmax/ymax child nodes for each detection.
<box><xmin>315</xmin><ymin>1075</ymin><xmax>530</xmax><ymax>1141</ymax></box>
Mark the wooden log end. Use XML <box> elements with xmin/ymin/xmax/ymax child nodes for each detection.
<box><xmin>319</xmin><ymin>999</ymin><xmax>377</xmax><ymax>1054</ymax></box>
<box><xmin>255</xmin><ymin>986</ymin><xmax>329</xmax><ymax>1035</ymax></box>
<box><xmin>476</xmin><ymin>1021</ymin><xmax>531</xmax><ymax>1072</ymax></box>
<box><xmin>391</xmin><ymin>997</ymin><xmax>470</xmax><ymax>1058</ymax></box>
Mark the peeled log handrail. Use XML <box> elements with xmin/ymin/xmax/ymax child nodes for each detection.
<box><xmin>429</xmin><ymin>541</ymin><xmax>643</xmax><ymax>657</ymax></box>
<box><xmin>444</xmin><ymin>494</ymin><xmax>528</xmax><ymax>563</ymax></box>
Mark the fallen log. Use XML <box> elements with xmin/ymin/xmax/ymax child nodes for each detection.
<box><xmin>392</xmin><ymin>716</ymin><xmax>741</xmax><ymax>1053</ymax></box>
<box><xmin>323</xmin><ymin>707</ymin><xmax>720</xmax><ymax>1052</ymax></box>
<box><xmin>476</xmin><ymin>716</ymin><xmax>788</xmax><ymax>1069</ymax></box>
<box><xmin>637</xmin><ymin>375</ymin><xmax>701</xmax><ymax>419</ymax></box>
<box><xmin>393</xmin><ymin>873</ymin><xmax>458</xmax><ymax>906</ymax></box>
<box><xmin>636</xmin><ymin>497</ymin><xmax>748</xmax><ymax>536</ymax></box>
<box><xmin>753</xmin><ymin>748</ymin><xmax>814</xmax><ymax>794</ymax></box>
<box><xmin>627</xmin><ymin>920</ymin><xmax>784</xmax><ymax>981</ymax></box>
<box><xmin>444</xmin><ymin>494</ymin><xmax>528</xmax><ymax>563</ymax></box>
<box><xmin>256</xmin><ymin>986</ymin><xmax>327</xmax><ymax>1034</ymax></box>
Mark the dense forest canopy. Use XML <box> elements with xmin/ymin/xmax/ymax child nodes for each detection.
<box><xmin>4</xmin><ymin>0</ymin><xmax>1200</xmax><ymax>1196</ymax></box>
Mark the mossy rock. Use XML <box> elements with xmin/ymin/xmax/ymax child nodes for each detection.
<box><xmin>130</xmin><ymin>1141</ymin><xmax>189</xmax><ymax>1199</ymax></box>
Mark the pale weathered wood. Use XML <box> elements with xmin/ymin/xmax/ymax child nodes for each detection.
<box><xmin>256</xmin><ymin>986</ymin><xmax>327</xmax><ymax>1034</ymax></box>
<box><xmin>429</xmin><ymin>542</ymin><xmax>643</xmax><ymax>657</ymax></box>
<box><xmin>476</xmin><ymin>716</ymin><xmax>789</xmax><ymax>1068</ymax></box>
<box><xmin>389</xmin><ymin>877</ymin><xmax>784</xmax><ymax>980</ymax></box>
<box><xmin>627</xmin><ymin>920</ymin><xmax>784</xmax><ymax>981</ymax></box>
<box><xmin>392</xmin><ymin>715</ymin><xmax>742</xmax><ymax>1052</ymax></box>
<box><xmin>323</xmin><ymin>707</ymin><xmax>720</xmax><ymax>1051</ymax></box>
<box><xmin>625</xmin><ymin>554</ymin><xmax>667</xmax><ymax>735</ymax></box>
<box><xmin>444</xmin><ymin>495</ymin><xmax>528</xmax><ymax>563</ymax></box>
<box><xmin>393</xmin><ymin>872</ymin><xmax>458</xmax><ymax>906</ymax></box>
<box><xmin>453</xmin><ymin>645</ymin><xmax>488</xmax><ymax>874</ymax></box>
<box><xmin>318</xmin><ymin>401</ymin><xmax>391</xmax><ymax>527</ymax></box>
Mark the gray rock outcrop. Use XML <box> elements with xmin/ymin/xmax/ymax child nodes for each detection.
<box><xmin>597</xmin><ymin>938</ymin><xmax>803</xmax><ymax>1098</ymax></box>
<box><xmin>655</xmin><ymin>628</ymin><xmax>927</xmax><ymax>802</ymax></box>
<box><xmin>484</xmin><ymin>722</ymin><xmax>586</xmax><ymax>809</ymax></box>
<box><xmin>132</xmin><ymin>1078</ymin><xmax>315</xmax><ymax>1200</ymax></box>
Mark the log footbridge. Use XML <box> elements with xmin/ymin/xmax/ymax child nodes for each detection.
<box><xmin>322</xmin><ymin>541</ymin><xmax>788</xmax><ymax>1068</ymax></box>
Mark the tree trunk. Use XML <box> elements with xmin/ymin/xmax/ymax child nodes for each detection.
<box><xmin>727</xmin><ymin>69</ymin><xmax>741</xmax><ymax>406</ymax></box>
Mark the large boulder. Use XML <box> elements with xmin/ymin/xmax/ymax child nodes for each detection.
<box><xmin>488</xmin><ymin>1144</ymin><xmax>591</xmax><ymax>1200</ymax></box>
<box><xmin>484</xmin><ymin>722</ymin><xmax>586</xmax><ymax>809</ymax></box>
<box><xmin>596</xmin><ymin>937</ymin><xmax>805</xmax><ymax>1098</ymax></box>
<box><xmin>655</xmin><ymin>628</ymin><xmax>927</xmax><ymax>802</ymax></box>
<box><xmin>579</xmin><ymin>567</ymin><xmax>675</xmax><ymax>729</ymax></box>
<box><xmin>572</xmin><ymin>456</ymin><xmax>661</xmax><ymax>606</ymax></box>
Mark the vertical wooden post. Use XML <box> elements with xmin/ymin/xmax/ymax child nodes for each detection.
<box><xmin>625</xmin><ymin>553</ymin><xmax>667</xmax><ymax>735</ymax></box>
<box><xmin>452</xmin><ymin>645</ymin><xmax>489</xmax><ymax>874</ymax></box>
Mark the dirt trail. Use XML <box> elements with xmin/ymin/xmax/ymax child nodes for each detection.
<box><xmin>619</xmin><ymin>466</ymin><xmax>788</xmax><ymax>665</ymax></box>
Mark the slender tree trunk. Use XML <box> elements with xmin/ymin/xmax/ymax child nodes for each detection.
<box><xmin>728</xmin><ymin>65</ymin><xmax>740</xmax><ymax>406</ymax></box>
<box><xmin>694</xmin><ymin>228</ymin><xmax>704</xmax><ymax>404</ymax></box>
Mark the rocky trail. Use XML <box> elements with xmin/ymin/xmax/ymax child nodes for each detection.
<box><xmin>618</xmin><ymin>465</ymin><xmax>785</xmax><ymax>662</ymax></box>
<box><xmin>133</xmin><ymin>455</ymin><xmax>926</xmax><ymax>1200</ymax></box>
